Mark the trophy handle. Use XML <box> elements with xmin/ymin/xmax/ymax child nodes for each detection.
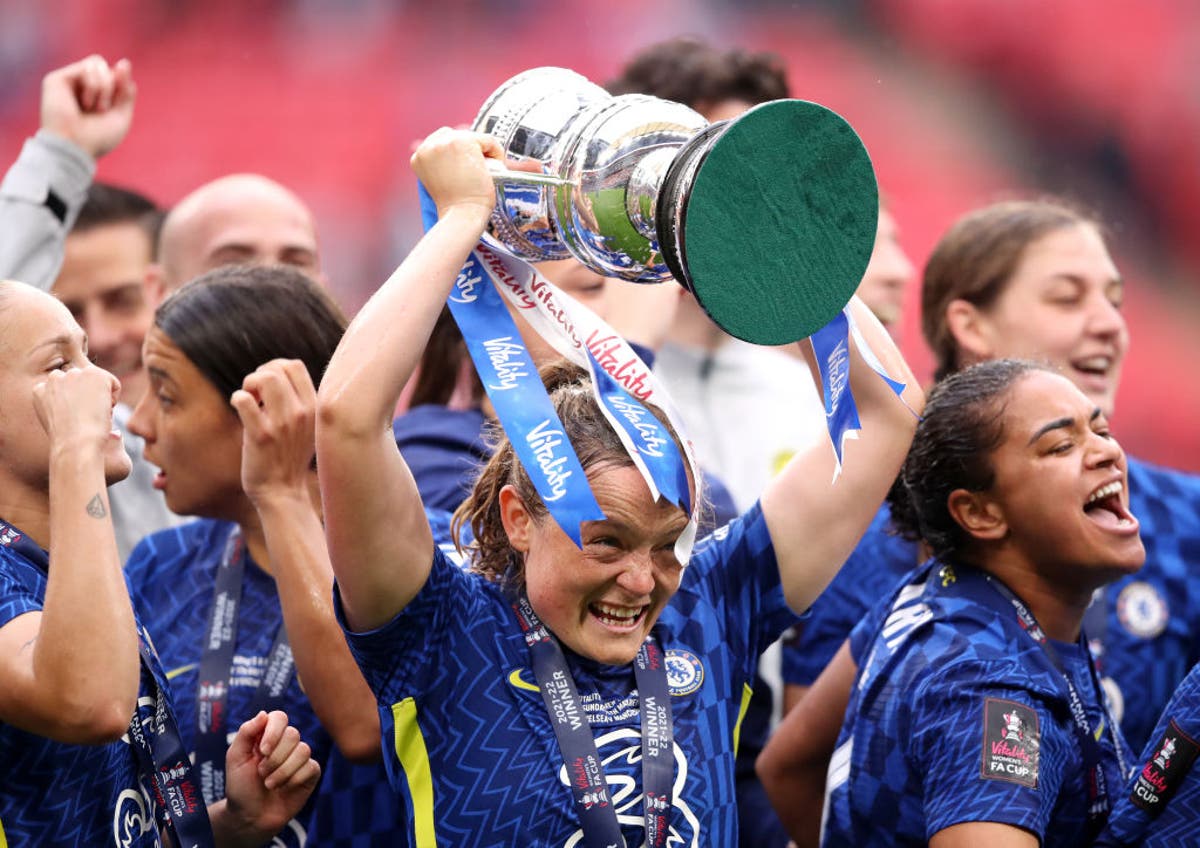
<box><xmin>486</xmin><ymin>162</ymin><xmax>572</xmax><ymax>188</ymax></box>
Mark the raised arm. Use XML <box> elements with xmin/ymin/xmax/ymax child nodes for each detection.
<box><xmin>757</xmin><ymin>639</ymin><xmax>857</xmax><ymax>847</ymax></box>
<box><xmin>761</xmin><ymin>297</ymin><xmax>922</xmax><ymax>613</ymax></box>
<box><xmin>233</xmin><ymin>359</ymin><xmax>381</xmax><ymax>761</ymax></box>
<box><xmin>316</xmin><ymin>129</ymin><xmax>501</xmax><ymax>632</ymax></box>
<box><xmin>0</xmin><ymin>55</ymin><xmax>135</xmax><ymax>288</ymax></box>
<box><xmin>0</xmin><ymin>364</ymin><xmax>139</xmax><ymax>743</ymax></box>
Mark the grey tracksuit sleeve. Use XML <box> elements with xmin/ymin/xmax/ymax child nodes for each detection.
<box><xmin>0</xmin><ymin>130</ymin><xmax>95</xmax><ymax>290</ymax></box>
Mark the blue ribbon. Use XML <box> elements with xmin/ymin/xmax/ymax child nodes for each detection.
<box><xmin>810</xmin><ymin>307</ymin><xmax>908</xmax><ymax>466</ymax></box>
<box><xmin>419</xmin><ymin>184</ymin><xmax>603</xmax><ymax>546</ymax></box>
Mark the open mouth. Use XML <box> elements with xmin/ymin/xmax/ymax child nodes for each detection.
<box><xmin>589</xmin><ymin>602</ymin><xmax>648</xmax><ymax>631</ymax></box>
<box><xmin>1073</xmin><ymin>355</ymin><xmax>1112</xmax><ymax>375</ymax></box>
<box><xmin>1083</xmin><ymin>480</ymin><xmax>1137</xmax><ymax>532</ymax></box>
<box><xmin>1071</xmin><ymin>355</ymin><xmax>1116</xmax><ymax>389</ymax></box>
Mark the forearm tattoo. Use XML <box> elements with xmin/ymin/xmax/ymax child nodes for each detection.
<box><xmin>86</xmin><ymin>494</ymin><xmax>107</xmax><ymax>519</ymax></box>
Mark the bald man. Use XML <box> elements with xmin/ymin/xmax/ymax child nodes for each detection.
<box><xmin>148</xmin><ymin>173</ymin><xmax>323</xmax><ymax>296</ymax></box>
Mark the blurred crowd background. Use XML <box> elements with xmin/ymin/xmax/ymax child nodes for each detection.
<box><xmin>2</xmin><ymin>0</ymin><xmax>1198</xmax><ymax>469</ymax></box>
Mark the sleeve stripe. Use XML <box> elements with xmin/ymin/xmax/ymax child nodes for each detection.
<box><xmin>732</xmin><ymin>682</ymin><xmax>754</xmax><ymax>755</ymax></box>
<box><xmin>390</xmin><ymin>697</ymin><xmax>438</xmax><ymax>847</ymax></box>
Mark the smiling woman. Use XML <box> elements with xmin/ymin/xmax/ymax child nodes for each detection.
<box><xmin>457</xmin><ymin>361</ymin><xmax>694</xmax><ymax>667</ymax></box>
<box><xmin>315</xmin><ymin>128</ymin><xmax>923</xmax><ymax>847</ymax></box>
<box><xmin>924</xmin><ymin>200</ymin><xmax>1127</xmax><ymax>416</ymax></box>
<box><xmin>775</xmin><ymin>198</ymin><xmax>1200</xmax><ymax>773</ymax></box>
<box><xmin>762</xmin><ymin>359</ymin><xmax>1143</xmax><ymax>848</ymax></box>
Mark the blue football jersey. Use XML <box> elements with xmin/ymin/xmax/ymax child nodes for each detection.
<box><xmin>306</xmin><ymin>507</ymin><xmax>462</xmax><ymax>848</ymax></box>
<box><xmin>780</xmin><ymin>504</ymin><xmax>918</xmax><ymax>687</ymax></box>
<box><xmin>125</xmin><ymin>519</ymin><xmax>331</xmax><ymax>846</ymax></box>
<box><xmin>1098</xmin><ymin>660</ymin><xmax>1200</xmax><ymax>846</ymax></box>
<box><xmin>339</xmin><ymin>502</ymin><xmax>796</xmax><ymax>847</ymax></box>
<box><xmin>307</xmin><ymin>750</ymin><xmax>412</xmax><ymax>847</ymax></box>
<box><xmin>1093</xmin><ymin>457</ymin><xmax>1200</xmax><ymax>750</ymax></box>
<box><xmin>782</xmin><ymin>457</ymin><xmax>1200</xmax><ymax>753</ymax></box>
<box><xmin>822</xmin><ymin>559</ymin><xmax>1132</xmax><ymax>847</ymax></box>
<box><xmin>0</xmin><ymin>527</ymin><xmax>166</xmax><ymax>846</ymax></box>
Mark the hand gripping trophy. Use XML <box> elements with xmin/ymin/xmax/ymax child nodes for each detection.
<box><xmin>474</xmin><ymin>66</ymin><xmax>879</xmax><ymax>345</ymax></box>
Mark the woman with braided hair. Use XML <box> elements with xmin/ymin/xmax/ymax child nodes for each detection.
<box><xmin>762</xmin><ymin>359</ymin><xmax>1142</xmax><ymax>847</ymax></box>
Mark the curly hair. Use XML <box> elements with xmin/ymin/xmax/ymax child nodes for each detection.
<box><xmin>887</xmin><ymin>359</ymin><xmax>1052</xmax><ymax>563</ymax></box>
<box><xmin>451</xmin><ymin>360</ymin><xmax>700</xmax><ymax>589</ymax></box>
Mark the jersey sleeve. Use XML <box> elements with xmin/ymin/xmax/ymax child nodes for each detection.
<box><xmin>1099</xmin><ymin>662</ymin><xmax>1200</xmax><ymax>846</ymax></box>
<box><xmin>0</xmin><ymin>565</ymin><xmax>42</xmax><ymax>629</ymax></box>
<box><xmin>336</xmin><ymin>544</ymin><xmax>484</xmax><ymax>708</ymax></box>
<box><xmin>909</xmin><ymin>662</ymin><xmax>1070</xmax><ymax>841</ymax></box>
<box><xmin>686</xmin><ymin>501</ymin><xmax>797</xmax><ymax>672</ymax></box>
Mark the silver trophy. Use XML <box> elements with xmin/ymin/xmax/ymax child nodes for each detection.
<box><xmin>473</xmin><ymin>67</ymin><xmax>879</xmax><ymax>345</ymax></box>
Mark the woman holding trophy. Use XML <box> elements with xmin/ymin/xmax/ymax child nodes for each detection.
<box><xmin>316</xmin><ymin>120</ymin><xmax>920</xmax><ymax>847</ymax></box>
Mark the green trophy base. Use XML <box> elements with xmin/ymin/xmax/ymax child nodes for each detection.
<box><xmin>683</xmin><ymin>99</ymin><xmax>878</xmax><ymax>345</ymax></box>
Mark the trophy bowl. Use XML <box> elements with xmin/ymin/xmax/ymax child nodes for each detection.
<box><xmin>473</xmin><ymin>67</ymin><xmax>879</xmax><ymax>345</ymax></box>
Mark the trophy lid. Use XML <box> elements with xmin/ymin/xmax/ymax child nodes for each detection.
<box><xmin>681</xmin><ymin>99</ymin><xmax>878</xmax><ymax>345</ymax></box>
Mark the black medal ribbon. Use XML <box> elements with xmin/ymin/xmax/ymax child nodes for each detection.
<box><xmin>131</xmin><ymin>633</ymin><xmax>216</xmax><ymax>846</ymax></box>
<box><xmin>514</xmin><ymin>595</ymin><xmax>675</xmax><ymax>848</ymax></box>
<box><xmin>195</xmin><ymin>526</ymin><xmax>295</xmax><ymax>804</ymax></box>
<box><xmin>961</xmin><ymin>571</ymin><xmax>1127</xmax><ymax>837</ymax></box>
<box><xmin>0</xmin><ymin>518</ymin><xmax>214</xmax><ymax>846</ymax></box>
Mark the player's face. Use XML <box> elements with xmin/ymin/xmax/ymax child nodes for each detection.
<box><xmin>0</xmin><ymin>285</ymin><xmax>130</xmax><ymax>488</ymax></box>
<box><xmin>514</xmin><ymin>463</ymin><xmax>689</xmax><ymax>666</ymax></box>
<box><xmin>53</xmin><ymin>222</ymin><xmax>155</xmax><ymax>406</ymax></box>
<box><xmin>854</xmin><ymin>207</ymin><xmax>913</xmax><ymax>331</ymax></box>
<box><xmin>982</xmin><ymin>370</ymin><xmax>1143</xmax><ymax>586</ymax></box>
<box><xmin>128</xmin><ymin>327</ymin><xmax>244</xmax><ymax>518</ymax></box>
<box><xmin>966</xmin><ymin>223</ymin><xmax>1127</xmax><ymax>417</ymax></box>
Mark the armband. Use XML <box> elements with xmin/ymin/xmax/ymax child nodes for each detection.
<box><xmin>44</xmin><ymin>188</ymin><xmax>67</xmax><ymax>224</ymax></box>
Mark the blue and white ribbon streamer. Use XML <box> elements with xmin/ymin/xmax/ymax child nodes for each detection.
<box><xmin>420</xmin><ymin>186</ymin><xmax>604</xmax><ymax>546</ymax></box>
<box><xmin>810</xmin><ymin>303</ymin><xmax>910</xmax><ymax>474</ymax></box>
<box><xmin>472</xmin><ymin>241</ymin><xmax>701</xmax><ymax>563</ymax></box>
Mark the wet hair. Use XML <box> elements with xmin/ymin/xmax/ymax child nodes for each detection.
<box><xmin>153</xmin><ymin>264</ymin><xmax>346</xmax><ymax>404</ymax></box>
<box><xmin>452</xmin><ymin>360</ymin><xmax>699</xmax><ymax>588</ymax></box>
<box><xmin>606</xmin><ymin>36</ymin><xmax>789</xmax><ymax>110</ymax></box>
<box><xmin>923</xmin><ymin>199</ymin><xmax>1104</xmax><ymax>381</ymax></box>
<box><xmin>888</xmin><ymin>359</ymin><xmax>1051</xmax><ymax>563</ymax></box>
<box><xmin>71</xmin><ymin>182</ymin><xmax>163</xmax><ymax>258</ymax></box>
